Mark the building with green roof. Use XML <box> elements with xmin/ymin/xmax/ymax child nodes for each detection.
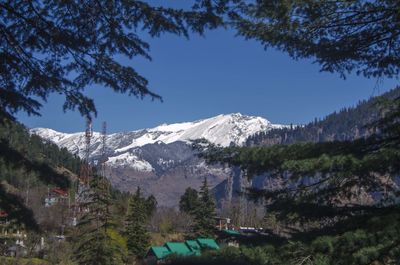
<box><xmin>223</xmin><ymin>229</ymin><xmax>241</xmax><ymax>236</ymax></box>
<box><xmin>196</xmin><ymin>238</ymin><xmax>220</xmax><ymax>250</ymax></box>
<box><xmin>185</xmin><ymin>240</ymin><xmax>201</xmax><ymax>256</ymax></box>
<box><xmin>144</xmin><ymin>238</ymin><xmax>220</xmax><ymax>264</ymax></box>
<box><xmin>145</xmin><ymin>246</ymin><xmax>171</xmax><ymax>264</ymax></box>
<box><xmin>164</xmin><ymin>242</ymin><xmax>194</xmax><ymax>256</ymax></box>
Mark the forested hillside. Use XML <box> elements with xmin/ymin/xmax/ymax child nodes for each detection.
<box><xmin>0</xmin><ymin>118</ymin><xmax>81</xmax><ymax>182</ymax></box>
<box><xmin>0</xmin><ymin>117</ymin><xmax>82</xmax><ymax>230</ymax></box>
<box><xmin>246</xmin><ymin>87</ymin><xmax>400</xmax><ymax>146</ymax></box>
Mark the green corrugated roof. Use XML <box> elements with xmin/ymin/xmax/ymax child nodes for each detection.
<box><xmin>223</xmin><ymin>229</ymin><xmax>241</xmax><ymax>236</ymax></box>
<box><xmin>165</xmin><ymin>242</ymin><xmax>194</xmax><ymax>256</ymax></box>
<box><xmin>185</xmin><ymin>240</ymin><xmax>201</xmax><ymax>256</ymax></box>
<box><xmin>149</xmin><ymin>246</ymin><xmax>171</xmax><ymax>259</ymax></box>
<box><xmin>196</xmin><ymin>238</ymin><xmax>220</xmax><ymax>250</ymax></box>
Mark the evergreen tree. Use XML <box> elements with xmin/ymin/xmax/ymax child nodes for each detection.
<box><xmin>145</xmin><ymin>194</ymin><xmax>157</xmax><ymax>218</ymax></box>
<box><xmin>125</xmin><ymin>187</ymin><xmax>151</xmax><ymax>259</ymax></box>
<box><xmin>179</xmin><ymin>187</ymin><xmax>199</xmax><ymax>215</ymax></box>
<box><xmin>192</xmin><ymin>178</ymin><xmax>217</xmax><ymax>238</ymax></box>
<box><xmin>73</xmin><ymin>176</ymin><xmax>125</xmax><ymax>265</ymax></box>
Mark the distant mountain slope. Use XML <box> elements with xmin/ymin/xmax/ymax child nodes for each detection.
<box><xmin>31</xmin><ymin>113</ymin><xmax>286</xmax><ymax>206</ymax></box>
<box><xmin>0</xmin><ymin>117</ymin><xmax>81</xmax><ymax>230</ymax></box>
<box><xmin>31</xmin><ymin>113</ymin><xmax>286</xmax><ymax>169</ymax></box>
<box><xmin>246</xmin><ymin>87</ymin><xmax>400</xmax><ymax>146</ymax></box>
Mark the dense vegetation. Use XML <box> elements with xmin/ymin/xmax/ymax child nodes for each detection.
<box><xmin>125</xmin><ymin>187</ymin><xmax>156</xmax><ymax>259</ymax></box>
<box><xmin>247</xmin><ymin>87</ymin><xmax>400</xmax><ymax>146</ymax></box>
<box><xmin>180</xmin><ymin>178</ymin><xmax>217</xmax><ymax>238</ymax></box>
<box><xmin>73</xmin><ymin>175</ymin><xmax>126</xmax><ymax>265</ymax></box>
<box><xmin>168</xmin><ymin>212</ymin><xmax>400</xmax><ymax>265</ymax></box>
<box><xmin>0</xmin><ymin>118</ymin><xmax>117</xmax><ymax>261</ymax></box>
<box><xmin>0</xmin><ymin>117</ymin><xmax>159</xmax><ymax>264</ymax></box>
<box><xmin>194</xmin><ymin>89</ymin><xmax>400</xmax><ymax>263</ymax></box>
<box><xmin>0</xmin><ymin>117</ymin><xmax>80</xmax><ymax>229</ymax></box>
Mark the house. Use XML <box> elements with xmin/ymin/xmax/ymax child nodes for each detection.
<box><xmin>184</xmin><ymin>240</ymin><xmax>201</xmax><ymax>256</ymax></box>
<box><xmin>164</xmin><ymin>242</ymin><xmax>193</xmax><ymax>256</ymax></box>
<box><xmin>45</xmin><ymin>188</ymin><xmax>69</xmax><ymax>207</ymax></box>
<box><xmin>144</xmin><ymin>238</ymin><xmax>219</xmax><ymax>264</ymax></box>
<box><xmin>145</xmin><ymin>246</ymin><xmax>171</xmax><ymax>264</ymax></box>
<box><xmin>196</xmin><ymin>238</ymin><xmax>220</xmax><ymax>250</ymax></box>
<box><xmin>144</xmin><ymin>243</ymin><xmax>194</xmax><ymax>265</ymax></box>
<box><xmin>0</xmin><ymin>211</ymin><xmax>8</xmax><ymax>218</ymax></box>
<box><xmin>0</xmin><ymin>211</ymin><xmax>9</xmax><ymax>225</ymax></box>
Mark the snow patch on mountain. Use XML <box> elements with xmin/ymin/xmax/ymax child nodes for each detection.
<box><xmin>30</xmin><ymin>113</ymin><xmax>287</xmax><ymax>169</ymax></box>
<box><xmin>106</xmin><ymin>153</ymin><xmax>153</xmax><ymax>171</ymax></box>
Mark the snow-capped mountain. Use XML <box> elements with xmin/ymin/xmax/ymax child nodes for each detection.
<box><xmin>31</xmin><ymin>113</ymin><xmax>285</xmax><ymax>164</ymax></box>
<box><xmin>30</xmin><ymin>113</ymin><xmax>287</xmax><ymax>206</ymax></box>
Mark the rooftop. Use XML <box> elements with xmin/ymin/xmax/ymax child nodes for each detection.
<box><xmin>164</xmin><ymin>242</ymin><xmax>193</xmax><ymax>256</ymax></box>
<box><xmin>149</xmin><ymin>246</ymin><xmax>171</xmax><ymax>260</ymax></box>
<box><xmin>197</xmin><ymin>238</ymin><xmax>220</xmax><ymax>250</ymax></box>
<box><xmin>146</xmin><ymin>238</ymin><xmax>219</xmax><ymax>260</ymax></box>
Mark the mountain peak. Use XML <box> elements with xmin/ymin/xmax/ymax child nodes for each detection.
<box><xmin>31</xmin><ymin>113</ymin><xmax>287</xmax><ymax>159</ymax></box>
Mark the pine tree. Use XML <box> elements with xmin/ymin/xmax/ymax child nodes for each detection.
<box><xmin>145</xmin><ymin>194</ymin><xmax>157</xmax><ymax>217</ymax></box>
<box><xmin>73</xmin><ymin>176</ymin><xmax>125</xmax><ymax>265</ymax></box>
<box><xmin>125</xmin><ymin>187</ymin><xmax>151</xmax><ymax>259</ymax></box>
<box><xmin>179</xmin><ymin>187</ymin><xmax>199</xmax><ymax>215</ymax></box>
<box><xmin>192</xmin><ymin>177</ymin><xmax>217</xmax><ymax>238</ymax></box>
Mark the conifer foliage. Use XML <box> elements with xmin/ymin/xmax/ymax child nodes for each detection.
<box><xmin>179</xmin><ymin>187</ymin><xmax>199</xmax><ymax>215</ymax></box>
<box><xmin>192</xmin><ymin>178</ymin><xmax>217</xmax><ymax>238</ymax></box>
<box><xmin>178</xmin><ymin>180</ymin><xmax>217</xmax><ymax>237</ymax></box>
<box><xmin>233</xmin><ymin>0</ymin><xmax>400</xmax><ymax>79</ymax></box>
<box><xmin>73</xmin><ymin>176</ymin><xmax>125</xmax><ymax>265</ymax></box>
<box><xmin>246</xmin><ymin>87</ymin><xmax>400</xmax><ymax>146</ymax></box>
<box><xmin>125</xmin><ymin>187</ymin><xmax>156</xmax><ymax>259</ymax></box>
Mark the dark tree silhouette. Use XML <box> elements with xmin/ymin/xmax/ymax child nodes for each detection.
<box><xmin>0</xmin><ymin>1</ymin><xmax>225</xmax><ymax>120</ymax></box>
<box><xmin>234</xmin><ymin>0</ymin><xmax>400</xmax><ymax>78</ymax></box>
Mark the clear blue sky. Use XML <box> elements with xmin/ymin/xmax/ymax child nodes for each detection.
<box><xmin>17</xmin><ymin>28</ymin><xmax>399</xmax><ymax>133</ymax></box>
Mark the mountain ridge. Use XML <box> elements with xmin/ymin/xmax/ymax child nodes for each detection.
<box><xmin>31</xmin><ymin>113</ymin><xmax>286</xmax><ymax>165</ymax></box>
<box><xmin>30</xmin><ymin>113</ymin><xmax>287</xmax><ymax>206</ymax></box>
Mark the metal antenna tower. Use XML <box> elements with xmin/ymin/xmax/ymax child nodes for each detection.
<box><xmin>79</xmin><ymin>118</ymin><xmax>93</xmax><ymax>186</ymax></box>
<box><xmin>100</xmin><ymin>121</ymin><xmax>107</xmax><ymax>180</ymax></box>
<box><xmin>73</xmin><ymin>119</ymin><xmax>93</xmax><ymax>225</ymax></box>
